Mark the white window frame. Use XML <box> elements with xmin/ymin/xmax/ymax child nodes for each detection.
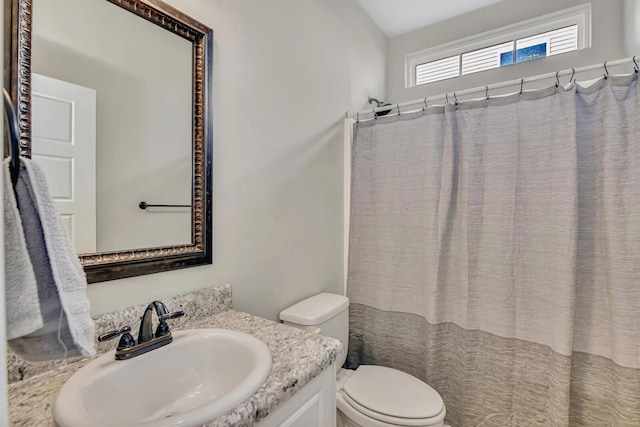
<box><xmin>405</xmin><ymin>3</ymin><xmax>591</xmax><ymax>88</ymax></box>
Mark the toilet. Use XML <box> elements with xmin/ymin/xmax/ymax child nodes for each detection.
<box><xmin>280</xmin><ymin>293</ymin><xmax>447</xmax><ymax>427</ymax></box>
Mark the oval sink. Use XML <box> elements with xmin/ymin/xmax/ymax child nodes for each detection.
<box><xmin>53</xmin><ymin>329</ymin><xmax>272</xmax><ymax>427</ymax></box>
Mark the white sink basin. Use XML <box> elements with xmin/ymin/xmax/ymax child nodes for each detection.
<box><xmin>53</xmin><ymin>329</ymin><xmax>272</xmax><ymax>427</ymax></box>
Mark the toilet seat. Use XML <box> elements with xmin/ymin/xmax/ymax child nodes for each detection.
<box><xmin>339</xmin><ymin>366</ymin><xmax>445</xmax><ymax>426</ymax></box>
<box><xmin>341</xmin><ymin>392</ymin><xmax>446</xmax><ymax>426</ymax></box>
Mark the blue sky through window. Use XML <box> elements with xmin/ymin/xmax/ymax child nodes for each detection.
<box><xmin>516</xmin><ymin>43</ymin><xmax>547</xmax><ymax>63</ymax></box>
<box><xmin>500</xmin><ymin>51</ymin><xmax>514</xmax><ymax>67</ymax></box>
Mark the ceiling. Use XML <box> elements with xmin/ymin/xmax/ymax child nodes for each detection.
<box><xmin>356</xmin><ymin>0</ymin><xmax>505</xmax><ymax>38</ymax></box>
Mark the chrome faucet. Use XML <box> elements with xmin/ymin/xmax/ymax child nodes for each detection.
<box><xmin>98</xmin><ymin>300</ymin><xmax>184</xmax><ymax>360</ymax></box>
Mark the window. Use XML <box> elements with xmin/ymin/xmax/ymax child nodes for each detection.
<box><xmin>416</xmin><ymin>55</ymin><xmax>460</xmax><ymax>85</ymax></box>
<box><xmin>407</xmin><ymin>4</ymin><xmax>591</xmax><ymax>87</ymax></box>
<box><xmin>461</xmin><ymin>41</ymin><xmax>514</xmax><ymax>75</ymax></box>
<box><xmin>515</xmin><ymin>25</ymin><xmax>579</xmax><ymax>63</ymax></box>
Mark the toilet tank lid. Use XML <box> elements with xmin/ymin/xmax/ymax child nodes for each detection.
<box><xmin>279</xmin><ymin>293</ymin><xmax>349</xmax><ymax>326</ymax></box>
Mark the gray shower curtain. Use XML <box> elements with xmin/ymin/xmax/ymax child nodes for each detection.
<box><xmin>347</xmin><ymin>75</ymin><xmax>640</xmax><ymax>426</ymax></box>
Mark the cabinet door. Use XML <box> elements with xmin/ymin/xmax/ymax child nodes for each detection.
<box><xmin>257</xmin><ymin>364</ymin><xmax>335</xmax><ymax>427</ymax></box>
<box><xmin>280</xmin><ymin>391</ymin><xmax>323</xmax><ymax>427</ymax></box>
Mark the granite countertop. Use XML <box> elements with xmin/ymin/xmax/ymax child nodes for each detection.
<box><xmin>8</xmin><ymin>307</ymin><xmax>343</xmax><ymax>426</ymax></box>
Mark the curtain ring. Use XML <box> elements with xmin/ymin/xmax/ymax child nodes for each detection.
<box><xmin>555</xmin><ymin>70</ymin><xmax>560</xmax><ymax>88</ymax></box>
<box><xmin>570</xmin><ymin>68</ymin><xmax>576</xmax><ymax>83</ymax></box>
<box><xmin>453</xmin><ymin>92</ymin><xmax>458</xmax><ymax>106</ymax></box>
<box><xmin>633</xmin><ymin>56</ymin><xmax>639</xmax><ymax>73</ymax></box>
<box><xmin>519</xmin><ymin>78</ymin><xmax>524</xmax><ymax>95</ymax></box>
<box><xmin>485</xmin><ymin>85</ymin><xmax>489</xmax><ymax>101</ymax></box>
<box><xmin>604</xmin><ymin>61</ymin><xmax>609</xmax><ymax>79</ymax></box>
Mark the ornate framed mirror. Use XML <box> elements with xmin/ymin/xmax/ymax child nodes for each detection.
<box><xmin>4</xmin><ymin>0</ymin><xmax>213</xmax><ymax>282</ymax></box>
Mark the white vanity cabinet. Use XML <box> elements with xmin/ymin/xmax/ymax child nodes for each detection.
<box><xmin>256</xmin><ymin>364</ymin><xmax>336</xmax><ymax>427</ymax></box>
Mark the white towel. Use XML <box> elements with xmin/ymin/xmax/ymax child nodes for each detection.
<box><xmin>4</xmin><ymin>158</ymin><xmax>95</xmax><ymax>361</ymax></box>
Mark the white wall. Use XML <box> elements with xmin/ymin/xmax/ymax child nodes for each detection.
<box><xmin>86</xmin><ymin>0</ymin><xmax>386</xmax><ymax>321</ymax></box>
<box><xmin>386</xmin><ymin>0</ymin><xmax>631</xmax><ymax>103</ymax></box>
<box><xmin>625</xmin><ymin>0</ymin><xmax>640</xmax><ymax>53</ymax></box>
<box><xmin>32</xmin><ymin>0</ymin><xmax>193</xmax><ymax>253</ymax></box>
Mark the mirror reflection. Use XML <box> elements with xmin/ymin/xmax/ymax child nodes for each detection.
<box><xmin>31</xmin><ymin>0</ymin><xmax>193</xmax><ymax>254</ymax></box>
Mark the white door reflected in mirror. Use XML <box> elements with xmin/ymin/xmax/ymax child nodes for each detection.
<box><xmin>32</xmin><ymin>73</ymin><xmax>97</xmax><ymax>254</ymax></box>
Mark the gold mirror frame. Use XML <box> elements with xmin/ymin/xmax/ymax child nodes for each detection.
<box><xmin>4</xmin><ymin>0</ymin><xmax>213</xmax><ymax>283</ymax></box>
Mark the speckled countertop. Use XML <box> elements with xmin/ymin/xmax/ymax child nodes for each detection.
<box><xmin>7</xmin><ymin>285</ymin><xmax>343</xmax><ymax>427</ymax></box>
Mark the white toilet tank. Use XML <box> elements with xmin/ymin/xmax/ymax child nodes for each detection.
<box><xmin>279</xmin><ymin>293</ymin><xmax>349</xmax><ymax>368</ymax></box>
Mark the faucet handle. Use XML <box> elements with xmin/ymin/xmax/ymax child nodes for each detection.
<box><xmin>98</xmin><ymin>326</ymin><xmax>132</xmax><ymax>342</ymax></box>
<box><xmin>155</xmin><ymin>311</ymin><xmax>185</xmax><ymax>338</ymax></box>
<box><xmin>159</xmin><ymin>310</ymin><xmax>185</xmax><ymax>321</ymax></box>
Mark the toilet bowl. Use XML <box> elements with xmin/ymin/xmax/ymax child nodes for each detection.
<box><xmin>280</xmin><ymin>293</ymin><xmax>446</xmax><ymax>427</ymax></box>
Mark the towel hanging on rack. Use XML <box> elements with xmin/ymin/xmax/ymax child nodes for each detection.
<box><xmin>5</xmin><ymin>158</ymin><xmax>96</xmax><ymax>360</ymax></box>
<box><xmin>3</xmin><ymin>88</ymin><xmax>95</xmax><ymax>360</ymax></box>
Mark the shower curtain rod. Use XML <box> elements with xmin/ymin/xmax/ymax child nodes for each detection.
<box><xmin>348</xmin><ymin>55</ymin><xmax>640</xmax><ymax>119</ymax></box>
